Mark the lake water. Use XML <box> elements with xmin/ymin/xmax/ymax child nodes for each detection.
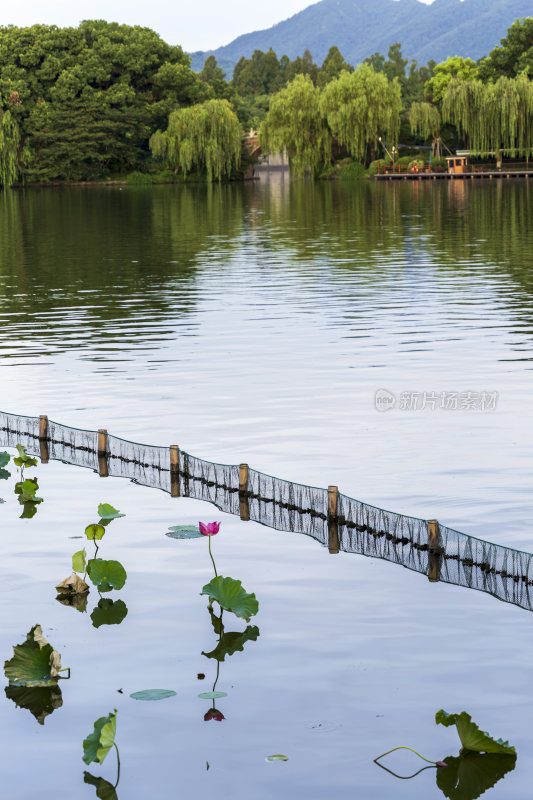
<box><xmin>1</xmin><ymin>178</ymin><xmax>532</xmax><ymax>799</ymax></box>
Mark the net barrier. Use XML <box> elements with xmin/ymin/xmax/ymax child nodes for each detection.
<box><xmin>2</xmin><ymin>409</ymin><xmax>533</xmax><ymax>613</ymax></box>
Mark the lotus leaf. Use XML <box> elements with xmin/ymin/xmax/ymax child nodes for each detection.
<box><xmin>84</xmin><ymin>773</ymin><xmax>118</xmax><ymax>800</ymax></box>
<box><xmin>87</xmin><ymin>559</ymin><xmax>127</xmax><ymax>592</ymax></box>
<box><xmin>85</xmin><ymin>524</ymin><xmax>106</xmax><ymax>541</ymax></box>
<box><xmin>83</xmin><ymin>710</ymin><xmax>117</xmax><ymax>765</ymax></box>
<box><xmin>436</xmin><ymin>711</ymin><xmax>516</xmax><ymax>755</ymax></box>
<box><xmin>15</xmin><ymin>479</ymin><xmax>42</xmax><ymax>503</ymax></box>
<box><xmin>91</xmin><ymin>599</ymin><xmax>128</xmax><ymax>628</ymax></box>
<box><xmin>4</xmin><ymin>625</ymin><xmax>64</xmax><ymax>686</ymax></box>
<box><xmin>0</xmin><ymin>468</ymin><xmax>9</xmax><ymax>480</ymax></box>
<box><xmin>0</xmin><ymin>451</ymin><xmax>10</xmax><ymax>468</ymax></box>
<box><xmin>436</xmin><ymin>752</ymin><xmax>517</xmax><ymax>800</ymax></box>
<box><xmin>56</xmin><ymin>592</ymin><xmax>88</xmax><ymax>612</ymax></box>
<box><xmin>5</xmin><ymin>683</ymin><xmax>63</xmax><ymax>725</ymax></box>
<box><xmin>130</xmin><ymin>689</ymin><xmax>176</xmax><ymax>701</ymax></box>
<box><xmin>198</xmin><ymin>691</ymin><xmax>227</xmax><ymax>699</ymax></box>
<box><xmin>55</xmin><ymin>573</ymin><xmax>89</xmax><ymax>595</ymax></box>
<box><xmin>72</xmin><ymin>548</ymin><xmax>87</xmax><ymax>573</ymax></box>
<box><xmin>202</xmin><ymin>626</ymin><xmax>260</xmax><ymax>662</ymax></box>
<box><xmin>97</xmin><ymin>503</ymin><xmax>125</xmax><ymax>519</ymax></box>
<box><xmin>200</xmin><ymin>576</ymin><xmax>259</xmax><ymax>622</ymax></box>
<box><xmin>166</xmin><ymin>525</ymin><xmax>203</xmax><ymax>539</ymax></box>
<box><xmin>13</xmin><ymin>444</ymin><xmax>38</xmax><ymax>468</ymax></box>
<box><xmin>266</xmin><ymin>755</ymin><xmax>288</xmax><ymax>762</ymax></box>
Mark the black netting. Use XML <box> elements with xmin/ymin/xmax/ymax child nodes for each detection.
<box><xmin>1</xmin><ymin>410</ymin><xmax>532</xmax><ymax>612</ymax></box>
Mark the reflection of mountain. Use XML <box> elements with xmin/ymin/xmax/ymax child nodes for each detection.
<box><xmin>5</xmin><ymin>683</ymin><xmax>62</xmax><ymax>725</ymax></box>
<box><xmin>0</xmin><ymin>187</ymin><xmax>244</xmax><ymax>356</ymax></box>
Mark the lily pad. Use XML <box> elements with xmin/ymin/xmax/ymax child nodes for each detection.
<box><xmin>198</xmin><ymin>691</ymin><xmax>227</xmax><ymax>699</ymax></box>
<box><xmin>130</xmin><ymin>689</ymin><xmax>177</xmax><ymax>701</ymax></box>
<box><xmin>0</xmin><ymin>468</ymin><xmax>10</xmax><ymax>480</ymax></box>
<box><xmin>85</xmin><ymin>523</ymin><xmax>106</xmax><ymax>541</ymax></box>
<box><xmin>5</xmin><ymin>683</ymin><xmax>63</xmax><ymax>725</ymax></box>
<box><xmin>97</xmin><ymin>503</ymin><xmax>125</xmax><ymax>520</ymax></box>
<box><xmin>84</xmin><ymin>772</ymin><xmax>118</xmax><ymax>800</ymax></box>
<box><xmin>91</xmin><ymin>599</ymin><xmax>128</xmax><ymax>628</ymax></box>
<box><xmin>266</xmin><ymin>754</ymin><xmax>288</xmax><ymax>762</ymax></box>
<box><xmin>87</xmin><ymin>559</ymin><xmax>127</xmax><ymax>592</ymax></box>
<box><xmin>200</xmin><ymin>576</ymin><xmax>259</xmax><ymax>622</ymax></box>
<box><xmin>4</xmin><ymin>625</ymin><xmax>64</xmax><ymax>686</ymax></box>
<box><xmin>72</xmin><ymin>548</ymin><xmax>87</xmax><ymax>573</ymax></box>
<box><xmin>166</xmin><ymin>525</ymin><xmax>203</xmax><ymax>539</ymax></box>
<box><xmin>436</xmin><ymin>711</ymin><xmax>516</xmax><ymax>755</ymax></box>
<box><xmin>202</xmin><ymin>626</ymin><xmax>260</xmax><ymax>662</ymax></box>
<box><xmin>436</xmin><ymin>752</ymin><xmax>517</xmax><ymax>800</ymax></box>
<box><xmin>55</xmin><ymin>573</ymin><xmax>89</xmax><ymax>595</ymax></box>
<box><xmin>83</xmin><ymin>710</ymin><xmax>117</xmax><ymax>765</ymax></box>
<box><xmin>0</xmin><ymin>451</ymin><xmax>10</xmax><ymax>468</ymax></box>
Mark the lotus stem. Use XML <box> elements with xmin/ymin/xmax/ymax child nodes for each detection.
<box><xmin>208</xmin><ymin>536</ymin><xmax>217</xmax><ymax>577</ymax></box>
<box><xmin>374</xmin><ymin>746</ymin><xmax>438</xmax><ymax>765</ymax></box>
<box><xmin>114</xmin><ymin>743</ymin><xmax>121</xmax><ymax>788</ymax></box>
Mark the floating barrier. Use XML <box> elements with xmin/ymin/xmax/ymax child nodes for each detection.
<box><xmin>2</xmin><ymin>410</ymin><xmax>532</xmax><ymax>612</ymax></box>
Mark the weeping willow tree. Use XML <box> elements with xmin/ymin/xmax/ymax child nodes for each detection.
<box><xmin>260</xmin><ymin>74</ymin><xmax>331</xmax><ymax>177</ymax></box>
<box><xmin>442</xmin><ymin>74</ymin><xmax>533</xmax><ymax>156</ymax></box>
<box><xmin>0</xmin><ymin>106</ymin><xmax>25</xmax><ymax>188</ymax></box>
<box><xmin>149</xmin><ymin>99</ymin><xmax>242</xmax><ymax>182</ymax></box>
<box><xmin>319</xmin><ymin>65</ymin><xmax>401</xmax><ymax>161</ymax></box>
<box><xmin>409</xmin><ymin>102</ymin><xmax>440</xmax><ymax>141</ymax></box>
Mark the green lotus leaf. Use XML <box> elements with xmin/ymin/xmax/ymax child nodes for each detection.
<box><xmin>200</xmin><ymin>576</ymin><xmax>259</xmax><ymax>622</ymax></box>
<box><xmin>97</xmin><ymin>503</ymin><xmax>125</xmax><ymax>519</ymax></box>
<box><xmin>266</xmin><ymin>754</ymin><xmax>288</xmax><ymax>762</ymax></box>
<box><xmin>85</xmin><ymin>524</ymin><xmax>106</xmax><ymax>541</ymax></box>
<box><xmin>436</xmin><ymin>752</ymin><xmax>517</xmax><ymax>800</ymax></box>
<box><xmin>83</xmin><ymin>710</ymin><xmax>117</xmax><ymax>765</ymax></box>
<box><xmin>436</xmin><ymin>711</ymin><xmax>516</xmax><ymax>754</ymax></box>
<box><xmin>91</xmin><ymin>599</ymin><xmax>128</xmax><ymax>628</ymax></box>
<box><xmin>202</xmin><ymin>626</ymin><xmax>260</xmax><ymax>662</ymax></box>
<box><xmin>0</xmin><ymin>451</ymin><xmax>10</xmax><ymax>468</ymax></box>
<box><xmin>72</xmin><ymin>549</ymin><xmax>87</xmax><ymax>573</ymax></box>
<box><xmin>0</xmin><ymin>468</ymin><xmax>10</xmax><ymax>480</ymax></box>
<box><xmin>15</xmin><ymin>479</ymin><xmax>42</xmax><ymax>503</ymax></box>
<box><xmin>198</xmin><ymin>691</ymin><xmax>227</xmax><ymax>699</ymax></box>
<box><xmin>19</xmin><ymin>502</ymin><xmax>39</xmax><ymax>519</ymax></box>
<box><xmin>5</xmin><ymin>683</ymin><xmax>63</xmax><ymax>725</ymax></box>
<box><xmin>87</xmin><ymin>560</ymin><xmax>127</xmax><ymax>592</ymax></box>
<box><xmin>13</xmin><ymin>445</ymin><xmax>38</xmax><ymax>468</ymax></box>
<box><xmin>166</xmin><ymin>525</ymin><xmax>203</xmax><ymax>539</ymax></box>
<box><xmin>84</xmin><ymin>772</ymin><xmax>118</xmax><ymax>800</ymax></box>
<box><xmin>4</xmin><ymin>625</ymin><xmax>64</xmax><ymax>686</ymax></box>
<box><xmin>130</xmin><ymin>689</ymin><xmax>176</xmax><ymax>701</ymax></box>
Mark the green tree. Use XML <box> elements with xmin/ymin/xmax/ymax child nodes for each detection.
<box><xmin>318</xmin><ymin>46</ymin><xmax>353</xmax><ymax>87</ymax></box>
<box><xmin>199</xmin><ymin>56</ymin><xmax>231</xmax><ymax>99</ymax></box>
<box><xmin>150</xmin><ymin>99</ymin><xmax>242</xmax><ymax>181</ymax></box>
<box><xmin>478</xmin><ymin>18</ymin><xmax>533</xmax><ymax>81</ymax></box>
<box><xmin>261</xmin><ymin>74</ymin><xmax>330</xmax><ymax>176</ymax></box>
<box><xmin>320</xmin><ymin>65</ymin><xmax>402</xmax><ymax>162</ymax></box>
<box><xmin>424</xmin><ymin>56</ymin><xmax>479</xmax><ymax>103</ymax></box>
<box><xmin>0</xmin><ymin>105</ymin><xmax>27</xmax><ymax>186</ymax></box>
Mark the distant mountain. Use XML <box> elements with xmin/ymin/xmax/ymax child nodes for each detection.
<box><xmin>189</xmin><ymin>0</ymin><xmax>533</xmax><ymax>76</ymax></box>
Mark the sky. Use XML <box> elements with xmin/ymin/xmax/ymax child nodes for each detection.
<box><xmin>1</xmin><ymin>0</ymin><xmax>434</xmax><ymax>52</ymax></box>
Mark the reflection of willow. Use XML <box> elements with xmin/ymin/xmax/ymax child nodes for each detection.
<box><xmin>4</xmin><ymin>411</ymin><xmax>533</xmax><ymax>614</ymax></box>
<box><xmin>0</xmin><ymin>185</ymin><xmax>244</xmax><ymax>353</ymax></box>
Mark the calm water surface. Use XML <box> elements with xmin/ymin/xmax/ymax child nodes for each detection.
<box><xmin>0</xmin><ymin>179</ymin><xmax>532</xmax><ymax>799</ymax></box>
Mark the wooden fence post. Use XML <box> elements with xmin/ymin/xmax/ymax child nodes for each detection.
<box><xmin>428</xmin><ymin>519</ymin><xmax>440</xmax><ymax>582</ymax></box>
<box><xmin>39</xmin><ymin>415</ymin><xmax>49</xmax><ymax>464</ymax></box>
<box><xmin>239</xmin><ymin>463</ymin><xmax>250</xmax><ymax>521</ymax></box>
<box><xmin>328</xmin><ymin>485</ymin><xmax>339</xmax><ymax>554</ymax></box>
<box><xmin>170</xmin><ymin>445</ymin><xmax>180</xmax><ymax>497</ymax></box>
<box><xmin>97</xmin><ymin>429</ymin><xmax>108</xmax><ymax>478</ymax></box>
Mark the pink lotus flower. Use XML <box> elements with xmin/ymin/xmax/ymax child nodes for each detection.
<box><xmin>199</xmin><ymin>521</ymin><xmax>220</xmax><ymax>536</ymax></box>
<box><xmin>436</xmin><ymin>761</ymin><xmax>448</xmax><ymax>769</ymax></box>
<box><xmin>204</xmin><ymin>708</ymin><xmax>225</xmax><ymax>721</ymax></box>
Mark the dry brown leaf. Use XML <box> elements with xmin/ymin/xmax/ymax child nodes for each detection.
<box><xmin>55</xmin><ymin>573</ymin><xmax>89</xmax><ymax>595</ymax></box>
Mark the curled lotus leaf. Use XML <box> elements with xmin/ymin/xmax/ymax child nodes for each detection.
<box><xmin>97</xmin><ymin>503</ymin><xmax>125</xmax><ymax>520</ymax></box>
<box><xmin>85</xmin><ymin>524</ymin><xmax>105</xmax><ymax>541</ymax></box>
<box><xmin>266</xmin><ymin>754</ymin><xmax>289</xmax><ymax>762</ymax></box>
<box><xmin>5</xmin><ymin>682</ymin><xmax>63</xmax><ymax>725</ymax></box>
<box><xmin>202</xmin><ymin>625</ymin><xmax>260</xmax><ymax>662</ymax></box>
<box><xmin>72</xmin><ymin>548</ymin><xmax>87</xmax><ymax>573</ymax></box>
<box><xmin>436</xmin><ymin>711</ymin><xmax>516</xmax><ymax>755</ymax></box>
<box><xmin>84</xmin><ymin>772</ymin><xmax>118</xmax><ymax>800</ymax></box>
<box><xmin>55</xmin><ymin>573</ymin><xmax>89</xmax><ymax>596</ymax></box>
<box><xmin>4</xmin><ymin>625</ymin><xmax>64</xmax><ymax>686</ymax></box>
<box><xmin>83</xmin><ymin>710</ymin><xmax>117</xmax><ymax>765</ymax></box>
<box><xmin>200</xmin><ymin>576</ymin><xmax>259</xmax><ymax>622</ymax></box>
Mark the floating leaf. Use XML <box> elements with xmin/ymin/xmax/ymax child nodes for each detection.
<box><xmin>4</xmin><ymin>625</ymin><xmax>64</xmax><ymax>686</ymax></box>
<box><xmin>91</xmin><ymin>599</ymin><xmax>128</xmax><ymax>628</ymax></box>
<box><xmin>436</xmin><ymin>711</ymin><xmax>516</xmax><ymax>755</ymax></box>
<box><xmin>166</xmin><ymin>525</ymin><xmax>203</xmax><ymax>539</ymax></box>
<box><xmin>266</xmin><ymin>754</ymin><xmax>288</xmax><ymax>762</ymax></box>
<box><xmin>14</xmin><ymin>444</ymin><xmax>38</xmax><ymax>468</ymax></box>
<box><xmin>0</xmin><ymin>468</ymin><xmax>10</xmax><ymax>480</ymax></box>
<box><xmin>55</xmin><ymin>573</ymin><xmax>89</xmax><ymax>595</ymax></box>
<box><xmin>0</xmin><ymin>451</ymin><xmax>10</xmax><ymax>468</ymax></box>
<box><xmin>202</xmin><ymin>626</ymin><xmax>260</xmax><ymax>662</ymax></box>
<box><xmin>84</xmin><ymin>772</ymin><xmax>118</xmax><ymax>800</ymax></box>
<box><xmin>5</xmin><ymin>683</ymin><xmax>63</xmax><ymax>725</ymax></box>
<box><xmin>87</xmin><ymin>559</ymin><xmax>127</xmax><ymax>592</ymax></box>
<box><xmin>200</xmin><ymin>576</ymin><xmax>259</xmax><ymax>622</ymax></box>
<box><xmin>85</xmin><ymin>524</ymin><xmax>106</xmax><ymax>541</ymax></box>
<box><xmin>130</xmin><ymin>689</ymin><xmax>176</xmax><ymax>701</ymax></box>
<box><xmin>83</xmin><ymin>710</ymin><xmax>117</xmax><ymax>765</ymax></box>
<box><xmin>97</xmin><ymin>503</ymin><xmax>125</xmax><ymax>520</ymax></box>
<box><xmin>72</xmin><ymin>549</ymin><xmax>87</xmax><ymax>573</ymax></box>
<box><xmin>436</xmin><ymin>752</ymin><xmax>517</xmax><ymax>800</ymax></box>
<box><xmin>15</xmin><ymin>479</ymin><xmax>42</xmax><ymax>503</ymax></box>
<box><xmin>198</xmin><ymin>691</ymin><xmax>227</xmax><ymax>699</ymax></box>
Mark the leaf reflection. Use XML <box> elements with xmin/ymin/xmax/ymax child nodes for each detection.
<box><xmin>436</xmin><ymin>753</ymin><xmax>517</xmax><ymax>800</ymax></box>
